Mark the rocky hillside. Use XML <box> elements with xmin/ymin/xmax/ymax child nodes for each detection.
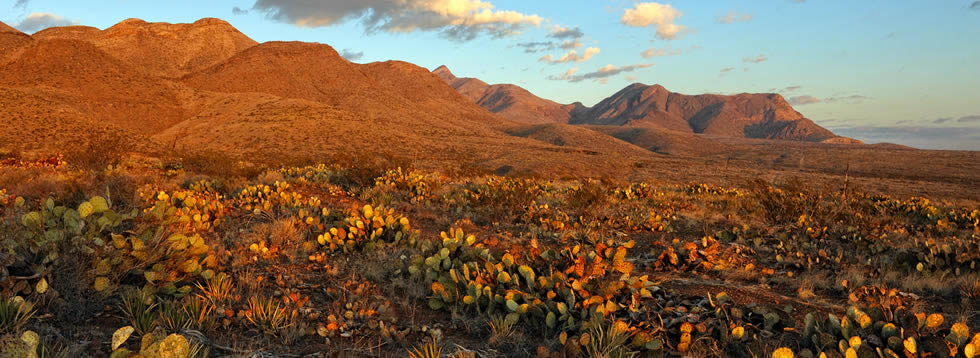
<box><xmin>33</xmin><ymin>18</ymin><xmax>257</xmax><ymax>77</ymax></box>
<box><xmin>434</xmin><ymin>65</ymin><xmax>577</xmax><ymax>124</ymax></box>
<box><xmin>434</xmin><ymin>67</ymin><xmax>859</xmax><ymax>143</ymax></box>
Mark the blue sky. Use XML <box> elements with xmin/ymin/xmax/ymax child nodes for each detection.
<box><xmin>3</xmin><ymin>0</ymin><xmax>979</xmax><ymax>150</ymax></box>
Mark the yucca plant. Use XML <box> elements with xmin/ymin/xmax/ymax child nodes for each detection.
<box><xmin>195</xmin><ymin>272</ymin><xmax>234</xmax><ymax>305</ymax></box>
<box><xmin>583</xmin><ymin>316</ymin><xmax>637</xmax><ymax>358</ymax></box>
<box><xmin>0</xmin><ymin>297</ymin><xmax>36</xmax><ymax>334</ymax></box>
<box><xmin>183</xmin><ymin>296</ymin><xmax>216</xmax><ymax>332</ymax></box>
<box><xmin>408</xmin><ymin>337</ymin><xmax>442</xmax><ymax>358</ymax></box>
<box><xmin>488</xmin><ymin>314</ymin><xmax>517</xmax><ymax>346</ymax></box>
<box><xmin>158</xmin><ymin>299</ymin><xmax>193</xmax><ymax>333</ymax></box>
<box><xmin>244</xmin><ymin>296</ymin><xmax>290</xmax><ymax>335</ymax></box>
<box><xmin>119</xmin><ymin>286</ymin><xmax>159</xmax><ymax>335</ymax></box>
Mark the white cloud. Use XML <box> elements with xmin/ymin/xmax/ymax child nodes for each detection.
<box><xmin>548</xmin><ymin>63</ymin><xmax>653</xmax><ymax>82</ymax></box>
<box><xmin>14</xmin><ymin>13</ymin><xmax>78</xmax><ymax>33</ymax></box>
<box><xmin>552</xmin><ymin>67</ymin><xmax>579</xmax><ymax>81</ymax></box>
<box><xmin>252</xmin><ymin>0</ymin><xmax>543</xmax><ymax>41</ymax></box>
<box><xmin>716</xmin><ymin>11</ymin><xmax>752</xmax><ymax>24</ymax></box>
<box><xmin>539</xmin><ymin>47</ymin><xmax>600</xmax><ymax>64</ymax></box>
<box><xmin>340</xmin><ymin>49</ymin><xmax>364</xmax><ymax>61</ymax></box>
<box><xmin>621</xmin><ymin>2</ymin><xmax>686</xmax><ymax>40</ymax></box>
<box><xmin>641</xmin><ymin>45</ymin><xmax>681</xmax><ymax>58</ymax></box>
<box><xmin>788</xmin><ymin>95</ymin><xmax>821</xmax><ymax>105</ymax></box>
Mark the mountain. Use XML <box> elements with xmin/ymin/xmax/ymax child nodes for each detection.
<box><xmin>434</xmin><ymin>67</ymin><xmax>858</xmax><ymax>144</ymax></box>
<box><xmin>0</xmin><ymin>21</ymin><xmax>33</xmax><ymax>64</ymax></box>
<box><xmin>433</xmin><ymin>65</ymin><xmax>576</xmax><ymax>124</ymax></box>
<box><xmin>573</xmin><ymin>83</ymin><xmax>856</xmax><ymax>143</ymax></box>
<box><xmin>0</xmin><ymin>39</ymin><xmax>185</xmax><ymax>135</ymax></box>
<box><xmin>33</xmin><ymin>18</ymin><xmax>257</xmax><ymax>77</ymax></box>
<box><xmin>0</xmin><ymin>18</ymin><xmax>658</xmax><ymax>179</ymax></box>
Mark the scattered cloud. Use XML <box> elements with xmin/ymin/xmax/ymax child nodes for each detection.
<box><xmin>719</xmin><ymin>67</ymin><xmax>734</xmax><ymax>73</ymax></box>
<box><xmin>539</xmin><ymin>47</ymin><xmax>600</xmax><ymax>64</ymax></box>
<box><xmin>824</xmin><ymin>95</ymin><xmax>870</xmax><ymax>104</ymax></box>
<box><xmin>14</xmin><ymin>0</ymin><xmax>29</xmax><ymax>7</ymax></box>
<box><xmin>959</xmin><ymin>115</ymin><xmax>980</xmax><ymax>123</ymax></box>
<box><xmin>621</xmin><ymin>2</ymin><xmax>687</xmax><ymax>40</ymax></box>
<box><xmin>550</xmin><ymin>67</ymin><xmax>579</xmax><ymax>81</ymax></box>
<box><xmin>625</xmin><ymin>75</ymin><xmax>638</xmax><ymax>82</ymax></box>
<box><xmin>252</xmin><ymin>0</ymin><xmax>543</xmax><ymax>41</ymax></box>
<box><xmin>548</xmin><ymin>25</ymin><xmax>583</xmax><ymax>40</ymax></box>
<box><xmin>516</xmin><ymin>41</ymin><xmax>555</xmax><ymax>53</ymax></box>
<box><xmin>788</xmin><ymin>95</ymin><xmax>821</xmax><ymax>106</ymax></box>
<box><xmin>14</xmin><ymin>12</ymin><xmax>78</xmax><ymax>33</ymax></box>
<box><xmin>232</xmin><ymin>6</ymin><xmax>249</xmax><ymax>15</ymax></box>
<box><xmin>971</xmin><ymin>1</ymin><xmax>980</xmax><ymax>10</ymax></box>
<box><xmin>716</xmin><ymin>11</ymin><xmax>752</xmax><ymax>24</ymax></box>
<box><xmin>778</xmin><ymin>85</ymin><xmax>802</xmax><ymax>93</ymax></box>
<box><xmin>340</xmin><ymin>49</ymin><xmax>364</xmax><ymax>61</ymax></box>
<box><xmin>743</xmin><ymin>54</ymin><xmax>767</xmax><ymax>63</ymax></box>
<box><xmin>559</xmin><ymin>38</ymin><xmax>583</xmax><ymax>49</ymax></box>
<box><xmin>549</xmin><ymin>63</ymin><xmax>653</xmax><ymax>83</ymax></box>
<box><xmin>515</xmin><ymin>24</ymin><xmax>584</xmax><ymax>53</ymax></box>
<box><xmin>933</xmin><ymin>117</ymin><xmax>953</xmax><ymax>124</ymax></box>
<box><xmin>641</xmin><ymin>45</ymin><xmax>681</xmax><ymax>58</ymax></box>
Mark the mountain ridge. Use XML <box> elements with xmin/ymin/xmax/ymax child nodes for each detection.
<box><xmin>33</xmin><ymin>17</ymin><xmax>257</xmax><ymax>77</ymax></box>
<box><xmin>433</xmin><ymin>66</ymin><xmax>861</xmax><ymax>144</ymax></box>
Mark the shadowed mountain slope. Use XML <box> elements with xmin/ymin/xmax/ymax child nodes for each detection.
<box><xmin>434</xmin><ymin>65</ymin><xmax>576</xmax><ymax>124</ymax></box>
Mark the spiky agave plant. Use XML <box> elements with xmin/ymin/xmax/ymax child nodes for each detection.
<box><xmin>408</xmin><ymin>337</ymin><xmax>442</xmax><ymax>358</ymax></box>
<box><xmin>119</xmin><ymin>286</ymin><xmax>159</xmax><ymax>335</ymax></box>
<box><xmin>583</xmin><ymin>316</ymin><xmax>637</xmax><ymax>358</ymax></box>
<box><xmin>244</xmin><ymin>296</ymin><xmax>290</xmax><ymax>335</ymax></box>
<box><xmin>0</xmin><ymin>296</ymin><xmax>35</xmax><ymax>334</ymax></box>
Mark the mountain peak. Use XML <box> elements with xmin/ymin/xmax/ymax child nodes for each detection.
<box><xmin>192</xmin><ymin>17</ymin><xmax>234</xmax><ymax>27</ymax></box>
<box><xmin>432</xmin><ymin>65</ymin><xmax>457</xmax><ymax>82</ymax></box>
<box><xmin>0</xmin><ymin>21</ymin><xmax>22</xmax><ymax>34</ymax></box>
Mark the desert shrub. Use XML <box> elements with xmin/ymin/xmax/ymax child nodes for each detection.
<box><xmin>64</xmin><ymin>131</ymin><xmax>130</xmax><ymax>172</ymax></box>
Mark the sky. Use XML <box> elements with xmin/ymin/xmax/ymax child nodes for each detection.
<box><xmin>3</xmin><ymin>0</ymin><xmax>979</xmax><ymax>150</ymax></box>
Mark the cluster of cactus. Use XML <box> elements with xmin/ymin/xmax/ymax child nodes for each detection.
<box><xmin>874</xmin><ymin>196</ymin><xmax>979</xmax><ymax>233</ymax></box>
<box><xmin>780</xmin><ymin>301</ymin><xmax>980</xmax><ymax>358</ymax></box>
<box><xmin>143</xmin><ymin>185</ymin><xmax>228</xmax><ymax>233</ymax></box>
<box><xmin>576</xmin><ymin>201</ymin><xmax>672</xmax><ymax>233</ymax></box>
<box><xmin>315</xmin><ymin>204</ymin><xmax>415</xmax><ymax>252</ymax></box>
<box><xmin>234</xmin><ymin>181</ymin><xmax>320</xmax><ymax>214</ymax></box>
<box><xmin>110</xmin><ymin>326</ymin><xmax>205</xmax><ymax>358</ymax></box>
<box><xmin>686</xmin><ymin>183</ymin><xmax>743</xmax><ymax>196</ymax></box>
<box><xmin>523</xmin><ymin>201</ymin><xmax>570</xmax><ymax>233</ymax></box>
<box><xmin>20</xmin><ymin>196</ymin><xmax>136</xmax><ymax>267</ymax></box>
<box><xmin>373</xmin><ymin>167</ymin><xmax>440</xmax><ymax>203</ymax></box>
<box><xmin>312</xmin><ymin>279</ymin><xmax>397</xmax><ymax>339</ymax></box>
<box><xmin>412</xmin><ymin>228</ymin><xmax>674</xmax><ymax>353</ymax></box>
<box><xmin>613</xmin><ymin>183</ymin><xmax>656</xmax><ymax>200</ymax></box>
<box><xmin>0</xmin><ymin>154</ymin><xmax>66</xmax><ymax>169</ymax></box>
<box><xmin>457</xmin><ymin>176</ymin><xmax>547</xmax><ymax>220</ymax></box>
<box><xmin>644</xmin><ymin>237</ymin><xmax>725</xmax><ymax>272</ymax></box>
<box><xmin>895</xmin><ymin>236</ymin><xmax>980</xmax><ymax>276</ymax></box>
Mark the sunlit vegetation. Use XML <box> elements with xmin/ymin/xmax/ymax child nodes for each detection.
<box><xmin>0</xmin><ymin>151</ymin><xmax>977</xmax><ymax>356</ymax></box>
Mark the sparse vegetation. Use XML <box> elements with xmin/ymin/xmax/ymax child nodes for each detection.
<box><xmin>0</xmin><ymin>152</ymin><xmax>977</xmax><ymax>356</ymax></box>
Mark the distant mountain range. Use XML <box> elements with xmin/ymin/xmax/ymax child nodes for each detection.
<box><xmin>0</xmin><ymin>17</ymin><xmax>891</xmax><ymax>181</ymax></box>
<box><xmin>432</xmin><ymin>66</ymin><xmax>861</xmax><ymax>144</ymax></box>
